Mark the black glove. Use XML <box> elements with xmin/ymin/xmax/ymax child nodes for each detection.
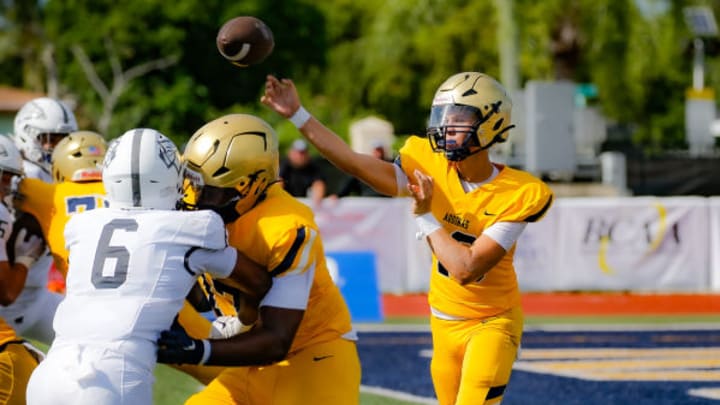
<box><xmin>156</xmin><ymin>327</ymin><xmax>208</xmax><ymax>365</ymax></box>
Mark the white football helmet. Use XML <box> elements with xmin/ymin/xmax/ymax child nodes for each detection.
<box><xmin>13</xmin><ymin>97</ymin><xmax>78</xmax><ymax>170</ymax></box>
<box><xmin>0</xmin><ymin>136</ymin><xmax>24</xmax><ymax>196</ymax></box>
<box><xmin>102</xmin><ymin>128</ymin><xmax>184</xmax><ymax>210</ymax></box>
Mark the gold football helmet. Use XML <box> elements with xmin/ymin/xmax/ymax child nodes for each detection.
<box><xmin>426</xmin><ymin>72</ymin><xmax>514</xmax><ymax>161</ymax></box>
<box><xmin>182</xmin><ymin>114</ymin><xmax>279</xmax><ymax>221</ymax></box>
<box><xmin>51</xmin><ymin>131</ymin><xmax>107</xmax><ymax>182</ymax></box>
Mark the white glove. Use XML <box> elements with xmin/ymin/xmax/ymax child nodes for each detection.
<box><xmin>14</xmin><ymin>228</ymin><xmax>44</xmax><ymax>269</ymax></box>
<box><xmin>209</xmin><ymin>316</ymin><xmax>253</xmax><ymax>339</ymax></box>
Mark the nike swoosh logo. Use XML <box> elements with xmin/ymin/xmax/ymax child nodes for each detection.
<box><xmin>313</xmin><ymin>355</ymin><xmax>334</xmax><ymax>362</ymax></box>
<box><xmin>185</xmin><ymin>341</ymin><xmax>196</xmax><ymax>351</ymax></box>
<box><xmin>484</xmin><ymin>211</ymin><xmax>496</xmax><ymax>216</ymax></box>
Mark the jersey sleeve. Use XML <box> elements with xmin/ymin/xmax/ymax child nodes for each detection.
<box><xmin>187</xmin><ymin>246</ymin><xmax>237</xmax><ymax>278</ymax></box>
<box><xmin>17</xmin><ymin>178</ymin><xmax>54</xmax><ymax>233</ymax></box>
<box><xmin>499</xmin><ymin>181</ymin><xmax>554</xmax><ymax>223</ymax></box>
<box><xmin>397</xmin><ymin>135</ymin><xmax>427</xmax><ymax>180</ymax></box>
<box><xmin>168</xmin><ymin>210</ymin><xmax>228</xmax><ymax>250</ymax></box>
<box><xmin>267</xmin><ymin>224</ymin><xmax>319</xmax><ymax>278</ymax></box>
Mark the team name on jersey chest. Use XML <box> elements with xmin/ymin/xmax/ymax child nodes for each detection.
<box><xmin>442</xmin><ymin>212</ymin><xmax>469</xmax><ymax>229</ymax></box>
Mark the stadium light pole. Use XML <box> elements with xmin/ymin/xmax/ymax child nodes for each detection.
<box><xmin>495</xmin><ymin>0</ymin><xmax>519</xmax><ymax>93</ymax></box>
<box><xmin>683</xmin><ymin>6</ymin><xmax>718</xmax><ymax>157</ymax></box>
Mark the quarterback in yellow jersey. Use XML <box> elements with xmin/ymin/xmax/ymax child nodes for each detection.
<box><xmin>157</xmin><ymin>114</ymin><xmax>360</xmax><ymax>404</ymax></box>
<box><xmin>262</xmin><ymin>71</ymin><xmax>553</xmax><ymax>405</ymax></box>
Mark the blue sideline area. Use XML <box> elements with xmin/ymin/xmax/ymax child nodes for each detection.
<box><xmin>357</xmin><ymin>329</ymin><xmax>720</xmax><ymax>404</ymax></box>
<box><xmin>326</xmin><ymin>251</ymin><xmax>383</xmax><ymax>322</ymax></box>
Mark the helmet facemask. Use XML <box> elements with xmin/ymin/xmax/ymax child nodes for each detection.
<box><xmin>183</xmin><ymin>166</ymin><xmax>274</xmax><ymax>223</ymax></box>
<box><xmin>0</xmin><ymin>170</ymin><xmax>21</xmax><ymax>197</ymax></box>
<box><xmin>427</xmin><ymin>104</ymin><xmax>483</xmax><ymax>162</ymax></box>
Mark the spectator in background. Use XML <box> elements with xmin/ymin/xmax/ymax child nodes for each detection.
<box><xmin>335</xmin><ymin>141</ymin><xmax>392</xmax><ymax>198</ymax></box>
<box><xmin>279</xmin><ymin>139</ymin><xmax>326</xmax><ymax>206</ymax></box>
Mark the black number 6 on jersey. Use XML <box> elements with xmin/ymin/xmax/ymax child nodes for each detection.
<box><xmin>91</xmin><ymin>218</ymin><xmax>138</xmax><ymax>289</ymax></box>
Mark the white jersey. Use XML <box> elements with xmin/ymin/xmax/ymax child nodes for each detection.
<box><xmin>22</xmin><ymin>159</ymin><xmax>53</xmax><ymax>183</ymax></box>
<box><xmin>0</xmin><ymin>158</ymin><xmax>59</xmax><ymax>344</ymax></box>
<box><xmin>27</xmin><ymin>207</ymin><xmax>236</xmax><ymax>405</ymax></box>
<box><xmin>55</xmin><ymin>208</ymin><xmax>232</xmax><ymax>345</ymax></box>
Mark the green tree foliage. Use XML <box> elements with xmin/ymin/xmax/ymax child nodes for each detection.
<box><xmin>0</xmin><ymin>0</ymin><xmax>325</xmax><ymax>145</ymax></box>
<box><xmin>516</xmin><ymin>0</ymin><xmax>713</xmax><ymax>153</ymax></box>
<box><xmin>0</xmin><ymin>0</ymin><xmax>717</xmax><ymax>154</ymax></box>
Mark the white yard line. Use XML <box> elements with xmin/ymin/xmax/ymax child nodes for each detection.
<box><xmin>361</xmin><ymin>385</ymin><xmax>438</xmax><ymax>404</ymax></box>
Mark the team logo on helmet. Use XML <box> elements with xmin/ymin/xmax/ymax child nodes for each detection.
<box><xmin>104</xmin><ymin>139</ymin><xmax>119</xmax><ymax>168</ymax></box>
<box><xmin>157</xmin><ymin>136</ymin><xmax>181</xmax><ymax>174</ymax></box>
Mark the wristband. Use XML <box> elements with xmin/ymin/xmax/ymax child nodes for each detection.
<box><xmin>289</xmin><ymin>106</ymin><xmax>311</xmax><ymax>128</ymax></box>
<box><xmin>415</xmin><ymin>212</ymin><xmax>441</xmax><ymax>240</ymax></box>
<box><xmin>15</xmin><ymin>256</ymin><xmax>36</xmax><ymax>269</ymax></box>
<box><xmin>200</xmin><ymin>339</ymin><xmax>211</xmax><ymax>365</ymax></box>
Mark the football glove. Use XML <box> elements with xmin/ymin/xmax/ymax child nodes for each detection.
<box><xmin>156</xmin><ymin>327</ymin><xmax>209</xmax><ymax>365</ymax></box>
<box><xmin>210</xmin><ymin>315</ymin><xmax>253</xmax><ymax>339</ymax></box>
<box><xmin>14</xmin><ymin>228</ymin><xmax>44</xmax><ymax>269</ymax></box>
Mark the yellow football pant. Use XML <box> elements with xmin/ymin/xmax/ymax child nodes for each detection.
<box><xmin>186</xmin><ymin>338</ymin><xmax>360</xmax><ymax>405</ymax></box>
<box><xmin>0</xmin><ymin>342</ymin><xmax>40</xmax><ymax>405</ymax></box>
<box><xmin>430</xmin><ymin>306</ymin><xmax>523</xmax><ymax>405</ymax></box>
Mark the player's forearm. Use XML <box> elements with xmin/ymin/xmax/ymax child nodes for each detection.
<box><xmin>236</xmin><ymin>297</ymin><xmax>260</xmax><ymax>325</ymax></box>
<box><xmin>0</xmin><ymin>263</ymin><xmax>28</xmax><ymax>305</ymax></box>
<box><xmin>300</xmin><ymin>118</ymin><xmax>397</xmax><ymax>195</ymax></box>
<box><xmin>206</xmin><ymin>328</ymin><xmax>289</xmax><ymax>366</ymax></box>
<box><xmin>427</xmin><ymin>233</ymin><xmax>497</xmax><ymax>285</ymax></box>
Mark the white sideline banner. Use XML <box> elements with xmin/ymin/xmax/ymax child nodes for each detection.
<box><xmin>547</xmin><ymin>197</ymin><xmax>709</xmax><ymax>291</ymax></box>
<box><xmin>514</xmin><ymin>204</ymin><xmax>560</xmax><ymax>291</ymax></box>
<box><xmin>311</xmin><ymin>197</ymin><xmax>430</xmax><ymax>293</ymax></box>
<box><xmin>310</xmin><ymin>196</ymin><xmax>713</xmax><ymax>293</ymax></box>
<box><xmin>710</xmin><ymin>197</ymin><xmax>720</xmax><ymax>291</ymax></box>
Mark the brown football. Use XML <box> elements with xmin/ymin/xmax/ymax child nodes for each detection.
<box><xmin>216</xmin><ymin>16</ymin><xmax>274</xmax><ymax>67</ymax></box>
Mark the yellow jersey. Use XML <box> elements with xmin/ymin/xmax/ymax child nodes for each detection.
<box><xmin>0</xmin><ymin>317</ymin><xmax>19</xmax><ymax>347</ymax></box>
<box><xmin>223</xmin><ymin>184</ymin><xmax>353</xmax><ymax>353</ymax></box>
<box><xmin>399</xmin><ymin>136</ymin><xmax>553</xmax><ymax>318</ymax></box>
<box><xmin>18</xmin><ymin>178</ymin><xmax>107</xmax><ymax>276</ymax></box>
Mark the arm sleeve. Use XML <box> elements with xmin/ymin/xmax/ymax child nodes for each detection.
<box><xmin>482</xmin><ymin>221</ymin><xmax>528</xmax><ymax>251</ymax></box>
<box><xmin>393</xmin><ymin>162</ymin><xmax>410</xmax><ymax>197</ymax></box>
<box><xmin>260</xmin><ymin>265</ymin><xmax>315</xmax><ymax>310</ymax></box>
<box><xmin>187</xmin><ymin>246</ymin><xmax>237</xmax><ymax>278</ymax></box>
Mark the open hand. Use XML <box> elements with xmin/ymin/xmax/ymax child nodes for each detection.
<box><xmin>407</xmin><ymin>169</ymin><xmax>434</xmax><ymax>215</ymax></box>
<box><xmin>261</xmin><ymin>75</ymin><xmax>301</xmax><ymax>118</ymax></box>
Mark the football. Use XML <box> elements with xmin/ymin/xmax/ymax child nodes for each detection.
<box><xmin>216</xmin><ymin>16</ymin><xmax>274</xmax><ymax>67</ymax></box>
